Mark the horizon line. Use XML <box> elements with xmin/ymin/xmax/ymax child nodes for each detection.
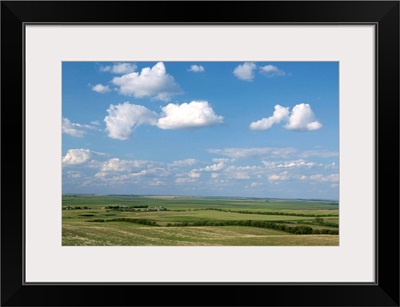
<box><xmin>62</xmin><ymin>193</ymin><xmax>339</xmax><ymax>203</ymax></box>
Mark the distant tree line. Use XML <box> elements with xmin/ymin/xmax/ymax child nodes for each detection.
<box><xmin>107</xmin><ymin>205</ymin><xmax>149</xmax><ymax>209</ymax></box>
<box><xmin>63</xmin><ymin>206</ymin><xmax>91</xmax><ymax>210</ymax></box>
<box><xmin>107</xmin><ymin>205</ymin><xmax>168</xmax><ymax>212</ymax></box>
<box><xmin>191</xmin><ymin>208</ymin><xmax>338</xmax><ymax>218</ymax></box>
<box><xmin>88</xmin><ymin>218</ymin><xmax>158</xmax><ymax>226</ymax></box>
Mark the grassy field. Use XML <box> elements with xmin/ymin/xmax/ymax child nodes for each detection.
<box><xmin>62</xmin><ymin>195</ymin><xmax>339</xmax><ymax>246</ymax></box>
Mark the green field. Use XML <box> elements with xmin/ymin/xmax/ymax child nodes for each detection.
<box><xmin>62</xmin><ymin>195</ymin><xmax>339</xmax><ymax>246</ymax></box>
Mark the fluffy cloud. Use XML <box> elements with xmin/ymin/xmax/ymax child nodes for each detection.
<box><xmin>104</xmin><ymin>102</ymin><xmax>158</xmax><ymax>140</ymax></box>
<box><xmin>202</xmin><ymin>160</ymin><xmax>226</xmax><ymax>172</ymax></box>
<box><xmin>94</xmin><ymin>170</ymin><xmax>157</xmax><ymax>182</ymax></box>
<box><xmin>209</xmin><ymin>147</ymin><xmax>296</xmax><ymax>159</ymax></box>
<box><xmin>62</xmin><ymin>118</ymin><xmax>98</xmax><ymax>137</ymax></box>
<box><xmin>189</xmin><ymin>65</ymin><xmax>205</xmax><ymax>73</ymax></box>
<box><xmin>233</xmin><ymin>62</ymin><xmax>257</xmax><ymax>81</ymax></box>
<box><xmin>174</xmin><ymin>155</ymin><xmax>338</xmax><ymax>188</ymax></box>
<box><xmin>100</xmin><ymin>158</ymin><xmax>151</xmax><ymax>172</ymax></box>
<box><xmin>157</xmin><ymin>101</ymin><xmax>223</xmax><ymax>130</ymax></box>
<box><xmin>183</xmin><ymin>162</ymin><xmax>226</xmax><ymax>182</ymax></box>
<box><xmin>112</xmin><ymin>62</ymin><xmax>182</xmax><ymax>101</ymax></box>
<box><xmin>63</xmin><ymin>148</ymin><xmax>338</xmax><ymax>197</ymax></box>
<box><xmin>285</xmin><ymin>103</ymin><xmax>323</xmax><ymax>131</ymax></box>
<box><xmin>189</xmin><ymin>159</ymin><xmax>256</xmax><ymax>181</ymax></box>
<box><xmin>62</xmin><ymin>149</ymin><xmax>93</xmax><ymax>166</ymax></box>
<box><xmin>259</xmin><ymin>65</ymin><xmax>286</xmax><ymax>77</ymax></box>
<box><xmin>101</xmin><ymin>63</ymin><xmax>137</xmax><ymax>74</ymax></box>
<box><xmin>249</xmin><ymin>105</ymin><xmax>289</xmax><ymax>130</ymax></box>
<box><xmin>92</xmin><ymin>84</ymin><xmax>111</xmax><ymax>93</ymax></box>
<box><xmin>234</xmin><ymin>63</ymin><xmax>286</xmax><ymax>81</ymax></box>
<box><xmin>103</xmin><ymin>101</ymin><xmax>224</xmax><ymax>140</ymax></box>
<box><xmin>250</xmin><ymin>103</ymin><xmax>322</xmax><ymax>132</ymax></box>
<box><xmin>93</xmin><ymin>158</ymin><xmax>165</xmax><ymax>183</ymax></box>
<box><xmin>210</xmin><ymin>147</ymin><xmax>337</xmax><ymax>160</ymax></box>
<box><xmin>262</xmin><ymin>159</ymin><xmax>320</xmax><ymax>169</ymax></box>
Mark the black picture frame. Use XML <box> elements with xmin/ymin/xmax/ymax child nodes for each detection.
<box><xmin>1</xmin><ymin>1</ymin><xmax>399</xmax><ymax>306</ymax></box>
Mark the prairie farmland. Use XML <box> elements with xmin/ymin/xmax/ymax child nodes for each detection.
<box><xmin>62</xmin><ymin>195</ymin><xmax>339</xmax><ymax>246</ymax></box>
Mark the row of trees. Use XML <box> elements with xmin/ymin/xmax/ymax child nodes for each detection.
<box><xmin>105</xmin><ymin>205</ymin><xmax>149</xmax><ymax>209</ymax></box>
<box><xmin>193</xmin><ymin>208</ymin><xmax>338</xmax><ymax>218</ymax></box>
<box><xmin>63</xmin><ymin>206</ymin><xmax>91</xmax><ymax>210</ymax></box>
<box><xmin>166</xmin><ymin>220</ymin><xmax>338</xmax><ymax>235</ymax></box>
<box><xmin>88</xmin><ymin>218</ymin><xmax>158</xmax><ymax>226</ymax></box>
<box><xmin>87</xmin><ymin>218</ymin><xmax>338</xmax><ymax>235</ymax></box>
<box><xmin>311</xmin><ymin>217</ymin><xmax>339</xmax><ymax>228</ymax></box>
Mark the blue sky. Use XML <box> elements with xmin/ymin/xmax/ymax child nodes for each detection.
<box><xmin>62</xmin><ymin>61</ymin><xmax>339</xmax><ymax>200</ymax></box>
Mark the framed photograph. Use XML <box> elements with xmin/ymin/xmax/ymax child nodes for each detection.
<box><xmin>2</xmin><ymin>1</ymin><xmax>399</xmax><ymax>306</ymax></box>
<box><xmin>61</xmin><ymin>60</ymin><xmax>340</xmax><ymax>248</ymax></box>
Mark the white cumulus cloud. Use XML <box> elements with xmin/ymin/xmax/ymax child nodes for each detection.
<box><xmin>234</xmin><ymin>63</ymin><xmax>285</xmax><ymax>81</ymax></box>
<box><xmin>112</xmin><ymin>62</ymin><xmax>182</xmax><ymax>101</ymax></box>
<box><xmin>101</xmin><ymin>63</ymin><xmax>137</xmax><ymax>74</ymax></box>
<box><xmin>233</xmin><ymin>62</ymin><xmax>257</xmax><ymax>81</ymax></box>
<box><xmin>62</xmin><ymin>149</ymin><xmax>93</xmax><ymax>166</ymax></box>
<box><xmin>285</xmin><ymin>103</ymin><xmax>323</xmax><ymax>131</ymax></box>
<box><xmin>104</xmin><ymin>102</ymin><xmax>158</xmax><ymax>140</ymax></box>
<box><xmin>189</xmin><ymin>65</ymin><xmax>205</xmax><ymax>73</ymax></box>
<box><xmin>249</xmin><ymin>105</ymin><xmax>289</xmax><ymax>130</ymax></box>
<box><xmin>92</xmin><ymin>84</ymin><xmax>111</xmax><ymax>93</ymax></box>
<box><xmin>104</xmin><ymin>101</ymin><xmax>224</xmax><ymax>140</ymax></box>
<box><xmin>259</xmin><ymin>65</ymin><xmax>286</xmax><ymax>77</ymax></box>
<box><xmin>250</xmin><ymin>103</ymin><xmax>322</xmax><ymax>132</ymax></box>
<box><xmin>62</xmin><ymin>118</ymin><xmax>98</xmax><ymax>137</ymax></box>
<box><xmin>157</xmin><ymin>101</ymin><xmax>223</xmax><ymax>130</ymax></box>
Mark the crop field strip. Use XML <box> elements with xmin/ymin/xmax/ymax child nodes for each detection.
<box><xmin>62</xmin><ymin>195</ymin><xmax>339</xmax><ymax>246</ymax></box>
